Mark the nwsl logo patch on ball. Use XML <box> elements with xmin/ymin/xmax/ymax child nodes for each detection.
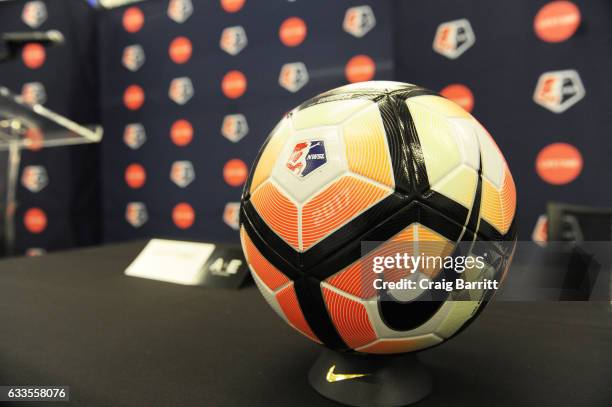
<box><xmin>286</xmin><ymin>140</ymin><xmax>327</xmax><ymax>177</ymax></box>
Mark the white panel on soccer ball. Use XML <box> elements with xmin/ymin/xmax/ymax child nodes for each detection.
<box><xmin>430</xmin><ymin>165</ymin><xmax>478</xmax><ymax>210</ymax></box>
<box><xmin>356</xmin><ymin>333</ymin><xmax>443</xmax><ymax>353</ymax></box>
<box><xmin>388</xmin><ymin>277</ymin><xmax>429</xmax><ymax>303</ymax></box>
<box><xmin>408</xmin><ymin>94</ymin><xmax>472</xmax><ymax>119</ymax></box>
<box><xmin>250</xmin><ymin>267</ymin><xmax>288</xmax><ymax>324</ymax></box>
<box><xmin>449</xmin><ymin>118</ymin><xmax>480</xmax><ymax>170</ymax></box>
<box><xmin>249</xmin><ymin>116</ymin><xmax>294</xmax><ymax>195</ymax></box>
<box><xmin>406</xmin><ymin>99</ymin><xmax>462</xmax><ymax>187</ymax></box>
<box><xmin>292</xmin><ymin>99</ymin><xmax>373</xmax><ymax>130</ymax></box>
<box><xmin>332</xmin><ymin>81</ymin><xmax>414</xmax><ymax>94</ymax></box>
<box><xmin>341</xmin><ymin>102</ymin><xmax>395</xmax><ymax>189</ymax></box>
<box><xmin>365</xmin><ymin>295</ymin><xmax>478</xmax><ymax>343</ymax></box>
<box><xmin>473</xmin><ymin>121</ymin><xmax>504</xmax><ymax>188</ymax></box>
<box><xmin>362</xmin><ymin>296</ymin><xmax>452</xmax><ymax>340</ymax></box>
<box><xmin>271</xmin><ymin>125</ymin><xmax>347</xmax><ymax>204</ymax></box>
<box><xmin>435</xmin><ymin>300</ymin><xmax>480</xmax><ymax>338</ymax></box>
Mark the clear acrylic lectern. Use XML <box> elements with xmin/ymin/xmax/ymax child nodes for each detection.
<box><xmin>0</xmin><ymin>86</ymin><xmax>103</xmax><ymax>256</ymax></box>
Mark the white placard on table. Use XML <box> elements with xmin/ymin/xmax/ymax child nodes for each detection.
<box><xmin>125</xmin><ymin>239</ymin><xmax>216</xmax><ymax>286</ymax></box>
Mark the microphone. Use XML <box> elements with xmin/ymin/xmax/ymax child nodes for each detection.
<box><xmin>0</xmin><ymin>30</ymin><xmax>65</xmax><ymax>61</ymax></box>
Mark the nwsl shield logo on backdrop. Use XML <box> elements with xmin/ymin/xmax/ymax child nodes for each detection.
<box><xmin>169</xmin><ymin>77</ymin><xmax>194</xmax><ymax>105</ymax></box>
<box><xmin>22</xmin><ymin>1</ymin><xmax>47</xmax><ymax>29</ymax></box>
<box><xmin>126</xmin><ymin>202</ymin><xmax>148</xmax><ymax>228</ymax></box>
<box><xmin>122</xmin><ymin>45</ymin><xmax>145</xmax><ymax>72</ymax></box>
<box><xmin>21</xmin><ymin>82</ymin><xmax>46</xmax><ymax>105</ymax></box>
<box><xmin>220</xmin><ymin>26</ymin><xmax>248</xmax><ymax>56</ymax></box>
<box><xmin>123</xmin><ymin>123</ymin><xmax>146</xmax><ymax>150</ymax></box>
<box><xmin>433</xmin><ymin>19</ymin><xmax>475</xmax><ymax>59</ymax></box>
<box><xmin>286</xmin><ymin>140</ymin><xmax>327</xmax><ymax>177</ymax></box>
<box><xmin>343</xmin><ymin>5</ymin><xmax>376</xmax><ymax>38</ymax></box>
<box><xmin>533</xmin><ymin>70</ymin><xmax>585</xmax><ymax>113</ymax></box>
<box><xmin>167</xmin><ymin>0</ymin><xmax>193</xmax><ymax>23</ymax></box>
<box><xmin>21</xmin><ymin>165</ymin><xmax>48</xmax><ymax>193</ymax></box>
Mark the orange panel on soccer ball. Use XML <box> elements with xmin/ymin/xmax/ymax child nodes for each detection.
<box><xmin>240</xmin><ymin>227</ymin><xmax>290</xmax><ymax>291</ymax></box>
<box><xmin>326</xmin><ymin>225</ymin><xmax>415</xmax><ymax>299</ymax></box>
<box><xmin>249</xmin><ymin>120</ymin><xmax>292</xmax><ymax>194</ymax></box>
<box><xmin>343</xmin><ymin>104</ymin><xmax>394</xmax><ymax>187</ymax></box>
<box><xmin>415</xmin><ymin>225</ymin><xmax>455</xmax><ymax>278</ymax></box>
<box><xmin>276</xmin><ymin>283</ymin><xmax>320</xmax><ymax>343</ymax></box>
<box><xmin>480</xmin><ymin>166</ymin><xmax>516</xmax><ymax>235</ymax></box>
<box><xmin>250</xmin><ymin>182</ymin><xmax>300</xmax><ymax>250</ymax></box>
<box><xmin>301</xmin><ymin>176</ymin><xmax>390</xmax><ymax>250</ymax></box>
<box><xmin>326</xmin><ymin>224</ymin><xmax>454</xmax><ymax>298</ymax></box>
<box><xmin>322</xmin><ymin>287</ymin><xmax>377</xmax><ymax>349</ymax></box>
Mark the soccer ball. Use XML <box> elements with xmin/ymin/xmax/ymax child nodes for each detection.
<box><xmin>239</xmin><ymin>81</ymin><xmax>516</xmax><ymax>354</ymax></box>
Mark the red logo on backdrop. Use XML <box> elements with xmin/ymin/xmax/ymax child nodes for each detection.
<box><xmin>123</xmin><ymin>85</ymin><xmax>145</xmax><ymax>110</ymax></box>
<box><xmin>223</xmin><ymin>159</ymin><xmax>248</xmax><ymax>187</ymax></box>
<box><xmin>169</xmin><ymin>36</ymin><xmax>192</xmax><ymax>64</ymax></box>
<box><xmin>279</xmin><ymin>17</ymin><xmax>307</xmax><ymax>47</ymax></box>
<box><xmin>221</xmin><ymin>70</ymin><xmax>247</xmax><ymax>99</ymax></box>
<box><xmin>440</xmin><ymin>84</ymin><xmax>474</xmax><ymax>113</ymax></box>
<box><xmin>125</xmin><ymin>202</ymin><xmax>148</xmax><ymax>228</ymax></box>
<box><xmin>123</xmin><ymin>123</ymin><xmax>146</xmax><ymax>149</ymax></box>
<box><xmin>123</xmin><ymin>7</ymin><xmax>144</xmax><ymax>33</ymax></box>
<box><xmin>170</xmin><ymin>119</ymin><xmax>193</xmax><ymax>146</ymax></box>
<box><xmin>24</xmin><ymin>207</ymin><xmax>47</xmax><ymax>234</ymax></box>
<box><xmin>168</xmin><ymin>0</ymin><xmax>193</xmax><ymax>23</ymax></box>
<box><xmin>125</xmin><ymin>163</ymin><xmax>147</xmax><ymax>189</ymax></box>
<box><xmin>220</xmin><ymin>26</ymin><xmax>248</xmax><ymax>55</ymax></box>
<box><xmin>122</xmin><ymin>44</ymin><xmax>145</xmax><ymax>71</ymax></box>
<box><xmin>223</xmin><ymin>202</ymin><xmax>240</xmax><ymax>230</ymax></box>
<box><xmin>534</xmin><ymin>1</ymin><xmax>581</xmax><ymax>43</ymax></box>
<box><xmin>279</xmin><ymin>62</ymin><xmax>309</xmax><ymax>93</ymax></box>
<box><xmin>21</xmin><ymin>82</ymin><xmax>46</xmax><ymax>105</ymax></box>
<box><xmin>345</xmin><ymin>55</ymin><xmax>376</xmax><ymax>83</ymax></box>
<box><xmin>22</xmin><ymin>1</ymin><xmax>47</xmax><ymax>29</ymax></box>
<box><xmin>169</xmin><ymin>77</ymin><xmax>194</xmax><ymax>105</ymax></box>
<box><xmin>173</xmin><ymin>203</ymin><xmax>195</xmax><ymax>229</ymax></box>
<box><xmin>221</xmin><ymin>0</ymin><xmax>245</xmax><ymax>13</ymax></box>
<box><xmin>21</xmin><ymin>165</ymin><xmax>48</xmax><ymax>193</ymax></box>
<box><xmin>22</xmin><ymin>43</ymin><xmax>45</xmax><ymax>69</ymax></box>
<box><xmin>535</xmin><ymin>142</ymin><xmax>583</xmax><ymax>185</ymax></box>
<box><xmin>25</xmin><ymin>128</ymin><xmax>44</xmax><ymax>151</ymax></box>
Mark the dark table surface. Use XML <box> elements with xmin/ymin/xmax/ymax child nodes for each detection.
<box><xmin>0</xmin><ymin>241</ymin><xmax>610</xmax><ymax>406</ymax></box>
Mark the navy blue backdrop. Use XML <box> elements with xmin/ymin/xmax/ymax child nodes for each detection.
<box><xmin>98</xmin><ymin>0</ymin><xmax>394</xmax><ymax>243</ymax></box>
<box><xmin>1</xmin><ymin>0</ymin><xmax>610</xmax><ymax>254</ymax></box>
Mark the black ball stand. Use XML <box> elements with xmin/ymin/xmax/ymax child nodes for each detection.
<box><xmin>308</xmin><ymin>348</ymin><xmax>432</xmax><ymax>407</ymax></box>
